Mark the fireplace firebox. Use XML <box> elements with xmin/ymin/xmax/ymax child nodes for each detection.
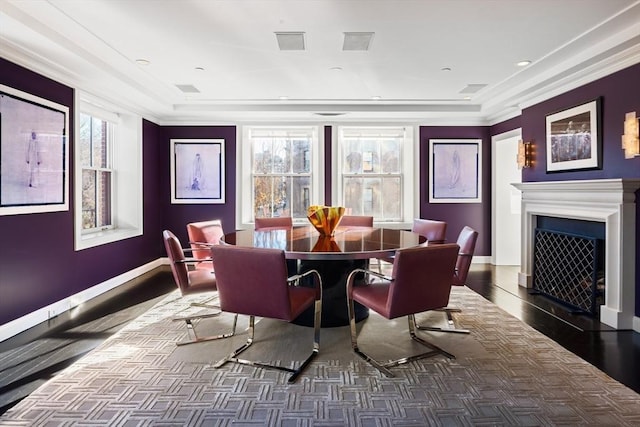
<box><xmin>532</xmin><ymin>228</ymin><xmax>604</xmax><ymax>316</ymax></box>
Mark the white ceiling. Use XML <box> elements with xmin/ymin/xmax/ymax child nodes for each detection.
<box><xmin>1</xmin><ymin>0</ymin><xmax>639</xmax><ymax>125</ymax></box>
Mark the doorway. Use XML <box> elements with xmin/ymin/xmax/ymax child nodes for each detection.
<box><xmin>492</xmin><ymin>130</ymin><xmax>522</xmax><ymax>266</ymax></box>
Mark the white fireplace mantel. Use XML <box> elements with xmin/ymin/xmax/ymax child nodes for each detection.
<box><xmin>512</xmin><ymin>178</ymin><xmax>640</xmax><ymax>330</ymax></box>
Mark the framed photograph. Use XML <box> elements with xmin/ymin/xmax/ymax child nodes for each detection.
<box><xmin>0</xmin><ymin>84</ymin><xmax>69</xmax><ymax>216</ymax></box>
<box><xmin>429</xmin><ymin>139</ymin><xmax>482</xmax><ymax>203</ymax></box>
<box><xmin>170</xmin><ymin>138</ymin><xmax>225</xmax><ymax>204</ymax></box>
<box><xmin>546</xmin><ymin>98</ymin><xmax>601</xmax><ymax>172</ymax></box>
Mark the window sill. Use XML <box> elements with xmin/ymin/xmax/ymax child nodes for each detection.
<box><xmin>75</xmin><ymin>227</ymin><xmax>142</xmax><ymax>251</ymax></box>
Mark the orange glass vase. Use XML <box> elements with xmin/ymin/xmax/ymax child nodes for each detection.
<box><xmin>307</xmin><ymin>205</ymin><xmax>345</xmax><ymax>236</ymax></box>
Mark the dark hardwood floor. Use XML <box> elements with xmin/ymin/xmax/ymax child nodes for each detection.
<box><xmin>1</xmin><ymin>264</ymin><xmax>639</xmax><ymax>416</ymax></box>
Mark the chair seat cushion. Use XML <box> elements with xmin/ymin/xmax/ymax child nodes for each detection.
<box><xmin>352</xmin><ymin>281</ymin><xmax>392</xmax><ymax>319</ymax></box>
<box><xmin>185</xmin><ymin>269</ymin><xmax>217</xmax><ymax>295</ymax></box>
<box><xmin>287</xmin><ymin>286</ymin><xmax>318</xmax><ymax>321</ymax></box>
<box><xmin>194</xmin><ymin>260</ymin><xmax>214</xmax><ymax>271</ymax></box>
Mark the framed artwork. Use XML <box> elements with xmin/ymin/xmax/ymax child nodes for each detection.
<box><xmin>546</xmin><ymin>98</ymin><xmax>601</xmax><ymax>172</ymax></box>
<box><xmin>0</xmin><ymin>84</ymin><xmax>69</xmax><ymax>216</ymax></box>
<box><xmin>429</xmin><ymin>139</ymin><xmax>482</xmax><ymax>203</ymax></box>
<box><xmin>170</xmin><ymin>138</ymin><xmax>225</xmax><ymax>204</ymax></box>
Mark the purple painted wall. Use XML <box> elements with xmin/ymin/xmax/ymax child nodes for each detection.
<box><xmin>324</xmin><ymin>126</ymin><xmax>333</xmax><ymax>205</ymax></box>
<box><xmin>0</xmin><ymin>59</ymin><xmax>165</xmax><ymax>325</ymax></box>
<box><xmin>158</xmin><ymin>126</ymin><xmax>237</xmax><ymax>246</ymax></box>
<box><xmin>522</xmin><ymin>63</ymin><xmax>640</xmax><ymax>182</ymax></box>
<box><xmin>490</xmin><ymin>116</ymin><xmax>521</xmax><ymax>137</ymax></box>
<box><xmin>418</xmin><ymin>126</ymin><xmax>491</xmax><ymax>256</ymax></box>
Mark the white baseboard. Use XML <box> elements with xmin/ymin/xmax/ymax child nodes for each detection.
<box><xmin>634</xmin><ymin>316</ymin><xmax>640</xmax><ymax>333</ymax></box>
<box><xmin>472</xmin><ymin>256</ymin><xmax>491</xmax><ymax>264</ymax></box>
<box><xmin>0</xmin><ymin>258</ymin><xmax>166</xmax><ymax>343</ymax></box>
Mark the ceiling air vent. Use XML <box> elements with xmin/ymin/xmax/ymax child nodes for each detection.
<box><xmin>275</xmin><ymin>32</ymin><xmax>306</xmax><ymax>51</ymax></box>
<box><xmin>175</xmin><ymin>84</ymin><xmax>200</xmax><ymax>94</ymax></box>
<box><xmin>459</xmin><ymin>84</ymin><xmax>487</xmax><ymax>94</ymax></box>
<box><xmin>343</xmin><ymin>32</ymin><xmax>374</xmax><ymax>51</ymax></box>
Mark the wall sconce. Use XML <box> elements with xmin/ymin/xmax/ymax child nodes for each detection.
<box><xmin>622</xmin><ymin>111</ymin><xmax>639</xmax><ymax>159</ymax></box>
<box><xmin>517</xmin><ymin>140</ymin><xmax>532</xmax><ymax>169</ymax></box>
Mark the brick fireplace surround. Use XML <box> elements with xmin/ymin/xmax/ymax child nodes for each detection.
<box><xmin>514</xmin><ymin>179</ymin><xmax>640</xmax><ymax>331</ymax></box>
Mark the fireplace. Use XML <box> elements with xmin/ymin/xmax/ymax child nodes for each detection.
<box><xmin>513</xmin><ymin>179</ymin><xmax>640</xmax><ymax>330</ymax></box>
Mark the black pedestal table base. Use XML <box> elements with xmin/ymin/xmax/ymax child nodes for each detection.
<box><xmin>294</xmin><ymin>259</ymin><xmax>369</xmax><ymax>327</ymax></box>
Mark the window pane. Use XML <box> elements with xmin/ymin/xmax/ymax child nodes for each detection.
<box><xmin>81</xmin><ymin>169</ymin><xmax>112</xmax><ymax>229</ymax></box>
<box><xmin>96</xmin><ymin>171</ymin><xmax>112</xmax><ymax>227</ymax></box>
<box><xmin>382</xmin><ymin>177</ymin><xmax>401</xmax><ymax>220</ymax></box>
<box><xmin>273</xmin><ymin>137</ymin><xmax>289</xmax><ymax>173</ymax></box>
<box><xmin>345</xmin><ymin>177</ymin><xmax>400</xmax><ymax>218</ymax></box>
<box><xmin>292</xmin><ymin>139</ymin><xmax>310</xmax><ymax>173</ymax></box>
<box><xmin>79</xmin><ymin>114</ymin><xmax>91</xmax><ymax>167</ymax></box>
<box><xmin>82</xmin><ymin>169</ymin><xmax>96</xmax><ymax>229</ymax></box>
<box><xmin>381</xmin><ymin>139</ymin><xmax>401</xmax><ymax>173</ymax></box>
<box><xmin>288</xmin><ymin>175</ymin><xmax>311</xmax><ymax>217</ymax></box>
<box><xmin>362</xmin><ymin>139</ymin><xmax>379</xmax><ymax>173</ymax></box>
<box><xmin>254</xmin><ymin>176</ymin><xmax>286</xmax><ymax>218</ymax></box>
<box><xmin>91</xmin><ymin>117</ymin><xmax>108</xmax><ymax>168</ymax></box>
<box><xmin>344</xmin><ymin>140</ymin><xmax>362</xmax><ymax>173</ymax></box>
<box><xmin>253</xmin><ymin>139</ymin><xmax>272</xmax><ymax>174</ymax></box>
<box><xmin>343</xmin><ymin>177</ymin><xmax>363</xmax><ymax>215</ymax></box>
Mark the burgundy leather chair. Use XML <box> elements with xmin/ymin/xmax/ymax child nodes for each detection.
<box><xmin>411</xmin><ymin>218</ymin><xmax>447</xmax><ymax>244</ymax></box>
<box><xmin>418</xmin><ymin>226</ymin><xmax>478</xmax><ymax>334</ymax></box>
<box><xmin>377</xmin><ymin>218</ymin><xmax>447</xmax><ymax>269</ymax></box>
<box><xmin>186</xmin><ymin>219</ymin><xmax>224</xmax><ymax>271</ymax></box>
<box><xmin>347</xmin><ymin>243</ymin><xmax>459</xmax><ymax>377</ymax></box>
<box><xmin>254</xmin><ymin>216</ymin><xmax>293</xmax><ymax>230</ymax></box>
<box><xmin>210</xmin><ymin>245</ymin><xmax>322</xmax><ymax>383</ymax></box>
<box><xmin>163</xmin><ymin>230</ymin><xmax>237</xmax><ymax>346</ymax></box>
<box><xmin>255</xmin><ymin>216</ymin><xmax>298</xmax><ymax>274</ymax></box>
<box><xmin>339</xmin><ymin>215</ymin><xmax>374</xmax><ymax>227</ymax></box>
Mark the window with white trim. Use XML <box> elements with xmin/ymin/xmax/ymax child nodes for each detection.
<box><xmin>237</xmin><ymin>125</ymin><xmax>323</xmax><ymax>228</ymax></box>
<box><xmin>79</xmin><ymin>113</ymin><xmax>112</xmax><ymax>231</ymax></box>
<box><xmin>334</xmin><ymin>126</ymin><xmax>415</xmax><ymax>227</ymax></box>
<box><xmin>74</xmin><ymin>93</ymin><xmax>143</xmax><ymax>250</ymax></box>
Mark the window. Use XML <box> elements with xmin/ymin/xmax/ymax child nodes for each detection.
<box><xmin>74</xmin><ymin>93</ymin><xmax>143</xmax><ymax>250</ymax></box>
<box><xmin>237</xmin><ymin>126</ymin><xmax>323</xmax><ymax>228</ymax></box>
<box><xmin>334</xmin><ymin>126</ymin><xmax>416</xmax><ymax>227</ymax></box>
<box><xmin>79</xmin><ymin>113</ymin><xmax>112</xmax><ymax>231</ymax></box>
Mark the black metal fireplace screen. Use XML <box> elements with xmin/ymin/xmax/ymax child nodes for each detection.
<box><xmin>532</xmin><ymin>228</ymin><xmax>604</xmax><ymax>316</ymax></box>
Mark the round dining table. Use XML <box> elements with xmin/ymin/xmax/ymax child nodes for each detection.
<box><xmin>221</xmin><ymin>225</ymin><xmax>426</xmax><ymax>327</ymax></box>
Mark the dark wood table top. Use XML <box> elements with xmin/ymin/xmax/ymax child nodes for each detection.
<box><xmin>221</xmin><ymin>225</ymin><xmax>425</xmax><ymax>261</ymax></box>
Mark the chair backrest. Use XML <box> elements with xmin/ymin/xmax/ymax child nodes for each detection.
<box><xmin>340</xmin><ymin>215</ymin><xmax>373</xmax><ymax>227</ymax></box>
<box><xmin>210</xmin><ymin>245</ymin><xmax>294</xmax><ymax>320</ymax></box>
<box><xmin>254</xmin><ymin>216</ymin><xmax>293</xmax><ymax>230</ymax></box>
<box><xmin>186</xmin><ymin>219</ymin><xmax>223</xmax><ymax>260</ymax></box>
<box><xmin>453</xmin><ymin>226</ymin><xmax>479</xmax><ymax>286</ymax></box>
<box><xmin>386</xmin><ymin>243</ymin><xmax>459</xmax><ymax>319</ymax></box>
<box><xmin>412</xmin><ymin>219</ymin><xmax>447</xmax><ymax>244</ymax></box>
<box><xmin>163</xmin><ymin>230</ymin><xmax>190</xmax><ymax>294</ymax></box>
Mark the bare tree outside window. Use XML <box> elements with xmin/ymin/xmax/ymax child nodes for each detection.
<box><xmin>250</xmin><ymin>129</ymin><xmax>313</xmax><ymax>220</ymax></box>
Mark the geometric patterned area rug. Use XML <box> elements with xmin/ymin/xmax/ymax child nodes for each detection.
<box><xmin>2</xmin><ymin>286</ymin><xmax>640</xmax><ymax>426</ymax></box>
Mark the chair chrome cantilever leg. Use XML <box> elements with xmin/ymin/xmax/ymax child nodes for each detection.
<box><xmin>174</xmin><ymin>312</ymin><xmax>238</xmax><ymax>346</ymax></box>
<box><xmin>383</xmin><ymin>314</ymin><xmax>455</xmax><ymax>369</ymax></box>
<box><xmin>348</xmin><ymin>303</ymin><xmax>455</xmax><ymax>377</ymax></box>
<box><xmin>416</xmin><ymin>308</ymin><xmax>470</xmax><ymax>334</ymax></box>
<box><xmin>347</xmin><ymin>288</ymin><xmax>394</xmax><ymax>377</ymax></box>
<box><xmin>347</xmin><ymin>280</ymin><xmax>456</xmax><ymax>377</ymax></box>
<box><xmin>213</xmin><ymin>299</ymin><xmax>322</xmax><ymax>383</ymax></box>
